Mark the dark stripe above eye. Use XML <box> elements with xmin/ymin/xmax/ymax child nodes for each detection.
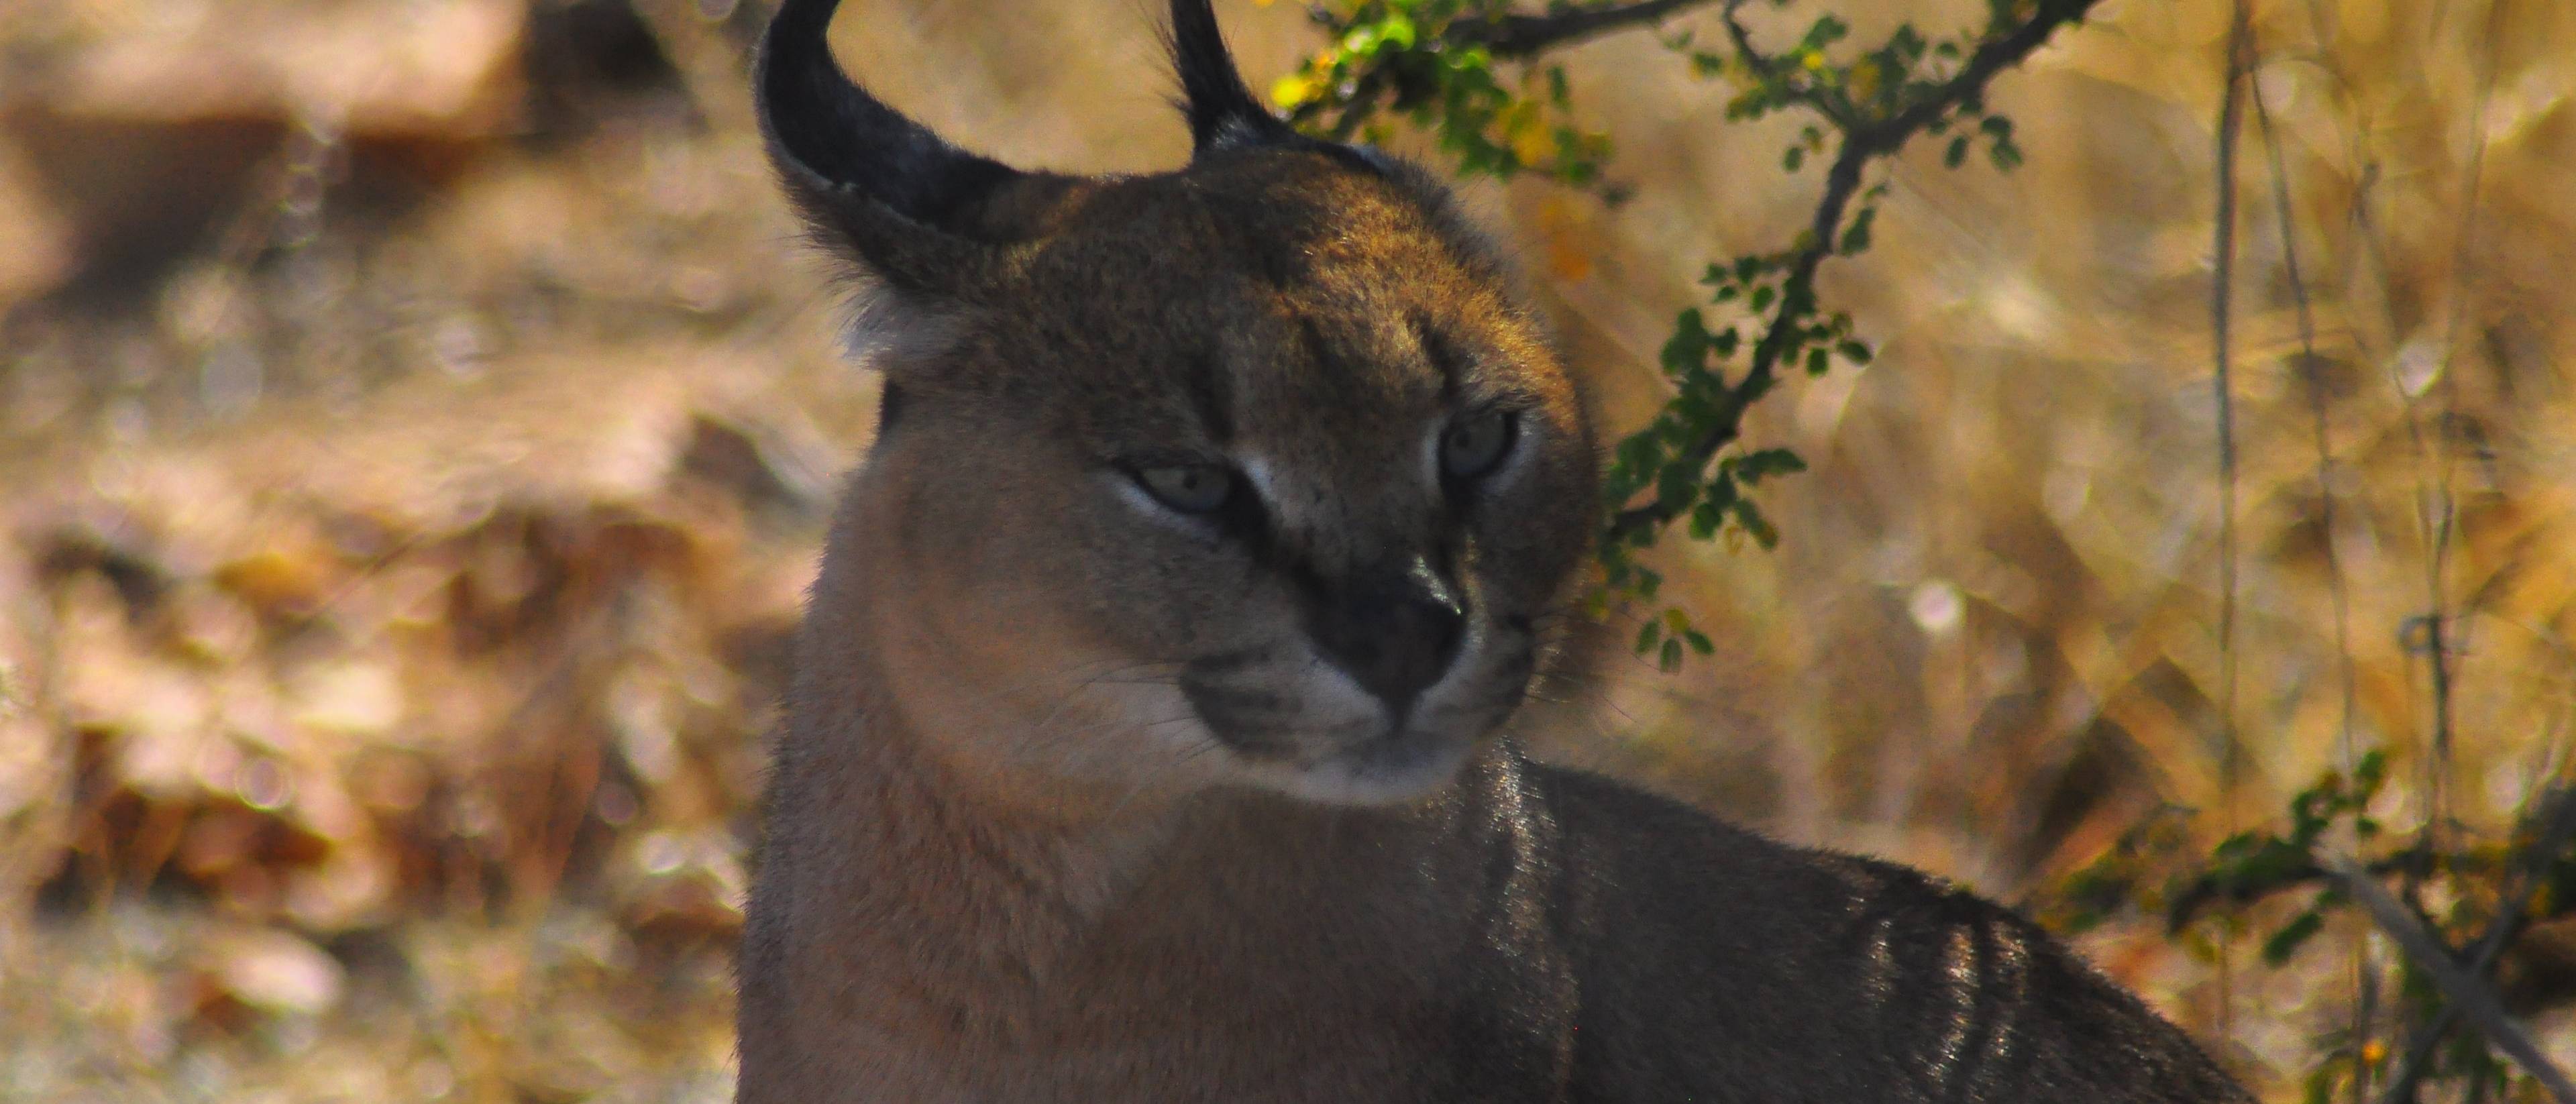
<box><xmin>1410</xmin><ymin>312</ymin><xmax>1466</xmax><ymax>398</ymax></box>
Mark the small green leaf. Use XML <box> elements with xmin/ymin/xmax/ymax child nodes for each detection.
<box><xmin>2262</xmin><ymin>909</ymin><xmax>2326</xmax><ymax>965</ymax></box>
<box><xmin>1783</xmin><ymin>146</ymin><xmax>1805</xmax><ymax>172</ymax></box>
<box><xmin>1684</xmin><ymin>628</ymin><xmax>1716</xmax><ymax>655</ymax></box>
<box><xmin>1659</xmin><ymin>637</ymin><xmax>1684</xmax><ymax>671</ymax></box>
<box><xmin>1635</xmin><ymin>618</ymin><xmax>1662</xmax><ymax>655</ymax></box>
<box><xmin>1839</xmin><ymin>207</ymin><xmax>1876</xmax><ymax>254</ymax></box>
<box><xmin>1945</xmin><ymin>135</ymin><xmax>1970</xmax><ymax>168</ymax></box>
<box><xmin>1732</xmin><ymin>499</ymin><xmax>1780</xmax><ymax>549</ymax></box>
<box><xmin>1382</xmin><ymin>13</ymin><xmax>1415</xmax><ymax>49</ymax></box>
<box><xmin>1736</xmin><ymin>448</ymin><xmax>1807</xmax><ymax>481</ymax></box>
<box><xmin>1690</xmin><ymin>501</ymin><xmax>1723</xmax><ymax>539</ymax></box>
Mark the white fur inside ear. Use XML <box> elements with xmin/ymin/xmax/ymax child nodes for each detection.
<box><xmin>838</xmin><ymin>285</ymin><xmax>967</xmax><ymax>367</ymax></box>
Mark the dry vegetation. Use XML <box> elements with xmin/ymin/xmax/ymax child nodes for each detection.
<box><xmin>1</xmin><ymin>0</ymin><xmax>2571</xmax><ymax>1100</ymax></box>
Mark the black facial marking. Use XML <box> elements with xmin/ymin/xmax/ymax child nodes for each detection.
<box><xmin>1411</xmin><ymin>313</ymin><xmax>1466</xmax><ymax>397</ymax></box>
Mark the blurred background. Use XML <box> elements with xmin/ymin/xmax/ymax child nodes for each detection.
<box><xmin>1</xmin><ymin>0</ymin><xmax>2571</xmax><ymax>1100</ymax></box>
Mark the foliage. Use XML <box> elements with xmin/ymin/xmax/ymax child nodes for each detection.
<box><xmin>2043</xmin><ymin>755</ymin><xmax>2576</xmax><ymax>1103</ymax></box>
<box><xmin>1293</xmin><ymin>0</ymin><xmax>2576</xmax><ymax>1098</ymax></box>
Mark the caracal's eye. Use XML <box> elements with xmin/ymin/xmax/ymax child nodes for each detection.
<box><xmin>1136</xmin><ymin>463</ymin><xmax>1237</xmax><ymax>514</ymax></box>
<box><xmin>1441</xmin><ymin>410</ymin><xmax>1517</xmax><ymax>480</ymax></box>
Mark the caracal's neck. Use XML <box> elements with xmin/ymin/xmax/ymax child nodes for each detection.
<box><xmin>777</xmin><ymin>614</ymin><xmax>1181</xmax><ymax>960</ymax></box>
<box><xmin>762</xmin><ymin>494</ymin><xmax>1516</xmax><ymax>1057</ymax></box>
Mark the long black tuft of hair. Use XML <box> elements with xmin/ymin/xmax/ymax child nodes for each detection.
<box><xmin>757</xmin><ymin>0</ymin><xmax>1022</xmax><ymax>227</ymax></box>
<box><xmin>1167</xmin><ymin>0</ymin><xmax>1296</xmax><ymax>153</ymax></box>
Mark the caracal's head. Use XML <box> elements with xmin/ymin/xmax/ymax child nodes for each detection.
<box><xmin>764</xmin><ymin>0</ymin><xmax>1595</xmax><ymax>810</ymax></box>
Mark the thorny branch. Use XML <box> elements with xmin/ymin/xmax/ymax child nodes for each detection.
<box><xmin>1607</xmin><ymin>0</ymin><xmax>2105</xmax><ymax>541</ymax></box>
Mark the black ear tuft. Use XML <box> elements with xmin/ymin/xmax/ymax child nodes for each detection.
<box><xmin>757</xmin><ymin>0</ymin><xmax>1029</xmax><ymax>294</ymax></box>
<box><xmin>1169</xmin><ymin>0</ymin><xmax>1295</xmax><ymax>153</ymax></box>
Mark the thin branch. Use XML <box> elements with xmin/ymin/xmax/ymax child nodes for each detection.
<box><xmin>2418</xmin><ymin>0</ymin><xmax>2510</xmax><ymax>861</ymax></box>
<box><xmin>2253</xmin><ymin>35</ymin><xmax>2359</xmax><ymax>830</ymax></box>
<box><xmin>2252</xmin><ymin>43</ymin><xmax>2376</xmax><ymax>1104</ymax></box>
<box><xmin>2210</xmin><ymin>0</ymin><xmax>2252</xmax><ymax>1038</ymax></box>
<box><xmin>1609</xmin><ymin>0</ymin><xmax>2104</xmax><ymax>540</ymax></box>
<box><xmin>1474</xmin><ymin>0</ymin><xmax>1715</xmax><ymax>58</ymax></box>
<box><xmin>2165</xmin><ymin>849</ymin><xmax>2438</xmax><ymax>932</ymax></box>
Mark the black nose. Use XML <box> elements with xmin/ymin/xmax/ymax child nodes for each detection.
<box><xmin>1307</xmin><ymin>557</ymin><xmax>1466</xmax><ymax>715</ymax></box>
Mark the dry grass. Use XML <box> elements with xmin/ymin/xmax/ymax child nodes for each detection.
<box><xmin>2</xmin><ymin>0</ymin><xmax>2572</xmax><ymax>1099</ymax></box>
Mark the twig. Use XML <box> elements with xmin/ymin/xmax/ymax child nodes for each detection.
<box><xmin>2249</xmin><ymin>40</ymin><xmax>2376</xmax><ymax>1103</ymax></box>
<box><xmin>2165</xmin><ymin>850</ymin><xmax>2436</xmax><ymax>933</ymax></box>
<box><xmin>1472</xmin><ymin>0</ymin><xmax>1714</xmax><ymax>58</ymax></box>
<box><xmin>2210</xmin><ymin>0</ymin><xmax>2253</xmax><ymax>1040</ymax></box>
<box><xmin>1607</xmin><ymin>0</ymin><xmax>2104</xmax><ymax>540</ymax></box>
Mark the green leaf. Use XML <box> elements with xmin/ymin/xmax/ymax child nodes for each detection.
<box><xmin>1736</xmin><ymin>448</ymin><xmax>1808</xmax><ymax>481</ymax></box>
<box><xmin>1684</xmin><ymin>628</ymin><xmax>1716</xmax><ymax>655</ymax></box>
<box><xmin>1656</xmin><ymin>462</ymin><xmax>1702</xmax><ymax>511</ymax></box>
<box><xmin>1689</xmin><ymin>501</ymin><xmax>1723</xmax><ymax>539</ymax></box>
<box><xmin>1732</xmin><ymin>499</ymin><xmax>1780</xmax><ymax>549</ymax></box>
<box><xmin>2262</xmin><ymin>909</ymin><xmax>2326</xmax><ymax>965</ymax></box>
<box><xmin>1839</xmin><ymin>207</ymin><xmax>1876</xmax><ymax>254</ymax></box>
<box><xmin>1783</xmin><ymin>146</ymin><xmax>1805</xmax><ymax>172</ymax></box>
<box><xmin>1659</xmin><ymin>637</ymin><xmax>1684</xmax><ymax>672</ymax></box>
<box><xmin>2356</xmin><ymin>749</ymin><xmax>2389</xmax><ymax>791</ymax></box>
<box><xmin>1945</xmin><ymin>135</ymin><xmax>1970</xmax><ymax>168</ymax></box>
<box><xmin>1381</xmin><ymin>13</ymin><xmax>1415</xmax><ymax>50</ymax></box>
<box><xmin>1660</xmin><ymin>309</ymin><xmax>1709</xmax><ymax>374</ymax></box>
<box><xmin>1635</xmin><ymin>618</ymin><xmax>1662</xmax><ymax>655</ymax></box>
<box><xmin>1838</xmin><ymin>339</ymin><xmax>1874</xmax><ymax>365</ymax></box>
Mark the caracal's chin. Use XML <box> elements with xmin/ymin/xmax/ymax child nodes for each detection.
<box><xmin>1234</xmin><ymin>723</ymin><xmax>1489</xmax><ymax>806</ymax></box>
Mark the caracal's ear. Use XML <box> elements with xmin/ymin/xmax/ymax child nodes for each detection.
<box><xmin>757</xmin><ymin>0</ymin><xmax>1083</xmax><ymax>300</ymax></box>
<box><xmin>1167</xmin><ymin>0</ymin><xmax>1297</xmax><ymax>153</ymax></box>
